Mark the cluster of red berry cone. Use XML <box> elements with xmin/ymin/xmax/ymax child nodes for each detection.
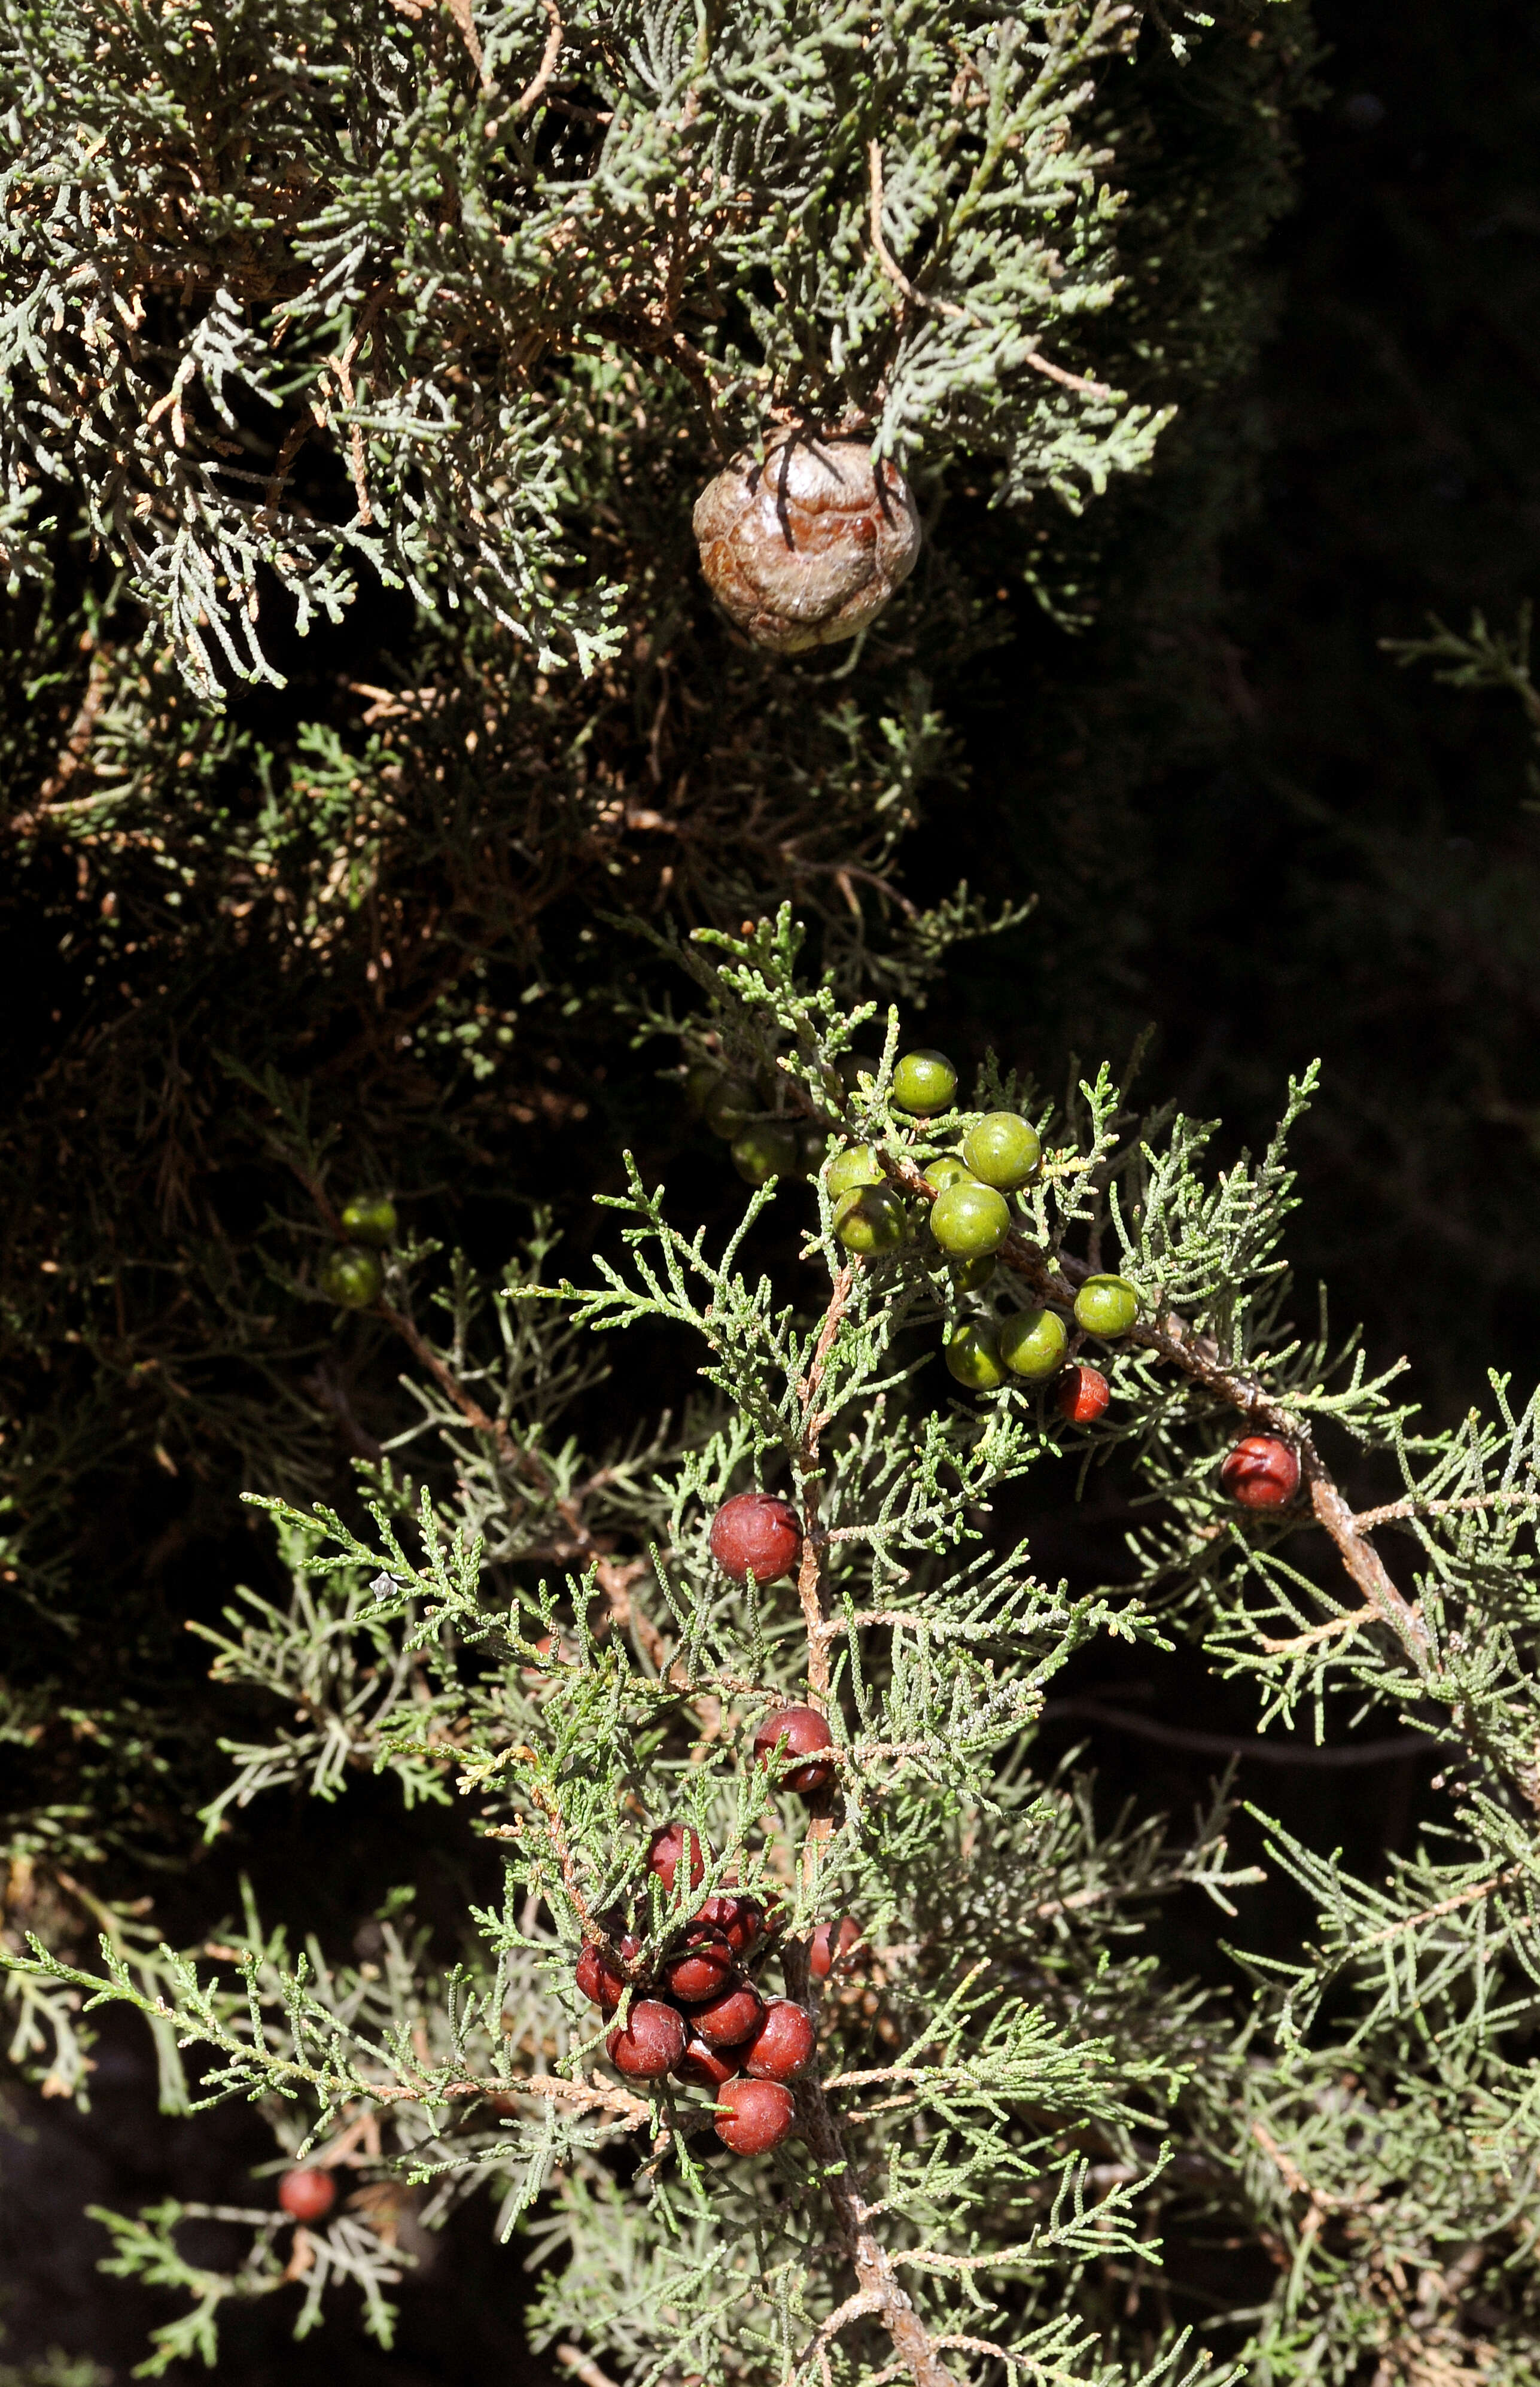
<box><xmin>579</xmin><ymin>1822</ymin><xmax>820</xmax><ymax>2155</ymax></box>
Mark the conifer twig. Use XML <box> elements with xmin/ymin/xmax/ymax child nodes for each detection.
<box><xmin>795</xmin><ymin>2069</ymin><xmax>960</xmax><ymax>2387</ymax></box>
<box><xmin>511</xmin><ymin>0</ymin><xmax>564</xmax><ymax>117</ymax></box>
<box><xmin>795</xmin><ymin>1265</ymin><xmax>853</xmax><ymax>1701</ymax></box>
<box><xmin>370</xmin><ymin>1296</ymin><xmax>667</xmax><ymax>1666</ymax></box>
<box><xmin>556</xmin><ymin>2346</ymin><xmax>621</xmax><ymax>2387</ymax></box>
<box><xmin>874</xmin><ymin>1150</ymin><xmax>1436</xmax><ymax>1680</ymax></box>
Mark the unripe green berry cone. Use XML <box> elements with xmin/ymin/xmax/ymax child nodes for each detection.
<box><xmin>733</xmin><ymin>1121</ymin><xmax>799</xmax><ymax>1185</ymax></box>
<box><xmin>836</xmin><ymin>1054</ymin><xmax>881</xmax><ymax>1095</ymax></box>
<box><xmin>944</xmin><ymin>1321</ymin><xmax>1006</xmax><ymax>1391</ymax></box>
<box><xmin>704</xmin><ymin>1079</ymin><xmax>757</xmax><ymax>1140</ymax></box>
<box><xmin>999</xmin><ymin>1306</ymin><xmax>1067</xmax><ymax>1381</ymax></box>
<box><xmin>339</xmin><ymin>1195</ymin><xmax>397</xmax><ymax>1248</ymax></box>
<box><xmin>684</xmin><ymin>1062</ymin><xmax>721</xmax><ymax>1115</ymax></box>
<box><xmin>949</xmin><ymin>1252</ymin><xmax>997</xmax><ymax>1294</ymax></box>
<box><xmin>929</xmin><ymin>1180</ymin><xmax>1010</xmax><ymax>1259</ymax></box>
<box><xmin>892</xmin><ymin>1050</ymin><xmax>958</xmax><ymax>1116</ymax></box>
<box><xmin>1073</xmin><ymin>1274</ymin><xmax>1139</xmax><ymax>1336</ymax></box>
<box><xmin>923</xmin><ymin>1155</ymin><xmax>975</xmax><ymax>1192</ymax></box>
<box><xmin>833</xmin><ymin>1186</ymin><xmax>906</xmax><ymax>1255</ymax></box>
<box><xmin>827</xmin><ymin>1144</ymin><xmax>885</xmax><ymax>1199</ymax></box>
<box><xmin>319</xmin><ymin>1246</ymin><xmax>384</xmax><ymax>1308</ymax></box>
<box><xmin>961</xmin><ymin>1113</ymin><xmax>1041</xmax><ymax>1192</ymax></box>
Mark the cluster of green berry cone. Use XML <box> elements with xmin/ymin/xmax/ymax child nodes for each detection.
<box><xmin>835</xmin><ymin>1051</ymin><xmax>1139</xmax><ymax>1407</ymax></box>
<box><xmin>684</xmin><ymin>1045</ymin><xmax>1310</xmax><ymax>1502</ymax></box>
<box><xmin>687</xmin><ymin>1055</ymin><xmax>847</xmax><ymax>1188</ymax></box>
<box><xmin>695</xmin><ymin>1044</ymin><xmax>1135</xmax><ymax>1421</ymax></box>
<box><xmin>316</xmin><ymin>1194</ymin><xmax>398</xmax><ymax>1309</ymax></box>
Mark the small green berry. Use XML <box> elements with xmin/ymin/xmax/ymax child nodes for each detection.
<box><xmin>732</xmin><ymin>1121</ymin><xmax>799</xmax><ymax>1185</ymax></box>
<box><xmin>704</xmin><ymin>1078</ymin><xmax>756</xmax><ymax>1140</ymax></box>
<box><xmin>836</xmin><ymin>1054</ymin><xmax>882</xmax><ymax>1095</ymax></box>
<box><xmin>999</xmin><ymin>1307</ymin><xmax>1068</xmax><ymax>1381</ymax></box>
<box><xmin>1073</xmin><ymin>1274</ymin><xmax>1139</xmax><ymax>1337</ymax></box>
<box><xmin>949</xmin><ymin>1252</ymin><xmax>997</xmax><ymax>1294</ymax></box>
<box><xmin>319</xmin><ymin>1246</ymin><xmax>384</xmax><ymax>1309</ymax></box>
<box><xmin>833</xmin><ymin>1186</ymin><xmax>906</xmax><ymax>1255</ymax></box>
<box><xmin>961</xmin><ymin>1113</ymin><xmax>1041</xmax><ymax>1192</ymax></box>
<box><xmin>923</xmin><ymin>1155</ymin><xmax>975</xmax><ymax>1192</ymax></box>
<box><xmin>827</xmin><ymin>1144</ymin><xmax>885</xmax><ymax>1199</ymax></box>
<box><xmin>944</xmin><ymin>1321</ymin><xmax>1006</xmax><ymax>1391</ymax></box>
<box><xmin>892</xmin><ymin>1050</ymin><xmax>958</xmax><ymax>1117</ymax></box>
<box><xmin>339</xmin><ymin>1195</ymin><xmax>397</xmax><ymax>1248</ymax></box>
<box><xmin>684</xmin><ymin>1062</ymin><xmax>721</xmax><ymax>1115</ymax></box>
<box><xmin>929</xmin><ymin>1180</ymin><xmax>1010</xmax><ymax>1259</ymax></box>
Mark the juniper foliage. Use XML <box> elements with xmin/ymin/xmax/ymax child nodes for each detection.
<box><xmin>0</xmin><ymin>0</ymin><xmax>1218</xmax><ymax>696</ymax></box>
<box><xmin>0</xmin><ymin>0</ymin><xmax>1313</xmax><ymax>1890</ymax></box>
<box><xmin>7</xmin><ymin>911</ymin><xmax>1540</xmax><ymax>2385</ymax></box>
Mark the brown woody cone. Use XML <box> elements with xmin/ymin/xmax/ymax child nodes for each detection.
<box><xmin>692</xmin><ymin>430</ymin><xmax>920</xmax><ymax>654</ymax></box>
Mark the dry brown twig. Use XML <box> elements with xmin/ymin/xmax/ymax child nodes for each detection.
<box><xmin>512</xmin><ymin>0</ymin><xmax>565</xmax><ymax>118</ymax></box>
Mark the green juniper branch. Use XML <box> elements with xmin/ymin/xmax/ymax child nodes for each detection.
<box><xmin>5</xmin><ymin>897</ymin><xmax>1539</xmax><ymax>2382</ymax></box>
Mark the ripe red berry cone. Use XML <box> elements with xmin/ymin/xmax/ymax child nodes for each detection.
<box><xmin>646</xmin><ymin>1820</ymin><xmax>709</xmax><ymax>1895</ymax></box>
<box><xmin>661</xmin><ymin>1932</ymin><xmax>736</xmax><ymax>2005</ymax></box>
<box><xmin>709</xmin><ymin>1492</ymin><xmax>802</xmax><ymax>1585</ymax></box>
<box><xmin>692</xmin><ymin>431</ymin><xmax>920</xmax><ymax>655</ymax></box>
<box><xmin>607</xmin><ymin>2000</ymin><xmax>687</xmax><ymax>2079</ymax></box>
<box><xmin>1057</xmin><ymin>1365</ymin><xmax>1110</xmax><ymax>1426</ymax></box>
<box><xmin>575</xmin><ymin>1940</ymin><xmax>629</xmax><ymax>2014</ymax></box>
<box><xmin>278</xmin><ymin>2167</ymin><xmax>337</xmax><ymax>2222</ymax></box>
<box><xmin>809</xmin><ymin>1917</ymin><xmax>860</xmax><ymax>1978</ymax></box>
<box><xmin>714</xmin><ymin>2075</ymin><xmax>797</xmax><ymax>2154</ymax></box>
<box><xmin>1220</xmin><ymin>1435</ymin><xmax>1301</xmax><ymax>1510</ymax></box>
<box><xmin>744</xmin><ymin>1998</ymin><xmax>815</xmax><ymax>2082</ymax></box>
<box><xmin>693</xmin><ymin>1891</ymin><xmax>764</xmax><ymax>1954</ymax></box>
<box><xmin>753</xmin><ymin>1705</ymin><xmax>835</xmax><ymax>1794</ymax></box>
<box><xmin>674</xmin><ymin>2033</ymin><xmax>743</xmax><ymax>2089</ymax></box>
<box><xmin>692</xmin><ymin>1980</ymin><xmax>765</xmax><ymax>2048</ymax></box>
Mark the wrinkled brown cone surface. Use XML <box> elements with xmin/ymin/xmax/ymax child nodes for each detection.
<box><xmin>692</xmin><ymin>433</ymin><xmax>921</xmax><ymax>653</ymax></box>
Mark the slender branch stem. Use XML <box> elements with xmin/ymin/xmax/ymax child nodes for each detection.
<box><xmin>794</xmin><ymin>1266</ymin><xmax>853</xmax><ymax>1702</ymax></box>
<box><xmin>793</xmin><ymin>2052</ymin><xmax>960</xmax><ymax>2387</ymax></box>
<box><xmin>510</xmin><ymin>0</ymin><xmax>563</xmax><ymax>115</ymax></box>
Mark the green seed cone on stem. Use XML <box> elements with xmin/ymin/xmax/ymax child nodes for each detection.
<box><xmin>1000</xmin><ymin>1307</ymin><xmax>1068</xmax><ymax>1381</ymax></box>
<box><xmin>892</xmin><ymin>1051</ymin><xmax>958</xmax><ymax>1116</ymax></box>
<box><xmin>827</xmin><ymin>1145</ymin><xmax>885</xmax><ymax>1199</ymax></box>
<box><xmin>944</xmin><ymin>1321</ymin><xmax>1006</xmax><ymax>1390</ymax></box>
<box><xmin>705</xmin><ymin>1080</ymin><xmax>757</xmax><ymax>1140</ymax></box>
<box><xmin>833</xmin><ymin>1186</ymin><xmax>906</xmax><ymax>1255</ymax></box>
<box><xmin>1073</xmin><ymin>1274</ymin><xmax>1139</xmax><ymax>1337</ymax></box>
<box><xmin>929</xmin><ymin>1180</ymin><xmax>1011</xmax><ymax>1259</ymax></box>
<box><xmin>339</xmin><ymin>1195</ymin><xmax>397</xmax><ymax>1249</ymax></box>
<box><xmin>923</xmin><ymin>1155</ymin><xmax>975</xmax><ymax>1192</ymax></box>
<box><xmin>319</xmin><ymin>1247</ymin><xmax>384</xmax><ymax>1309</ymax></box>
<box><xmin>733</xmin><ymin>1122</ymin><xmax>799</xmax><ymax>1185</ymax></box>
<box><xmin>961</xmin><ymin>1114</ymin><xmax>1041</xmax><ymax>1191</ymax></box>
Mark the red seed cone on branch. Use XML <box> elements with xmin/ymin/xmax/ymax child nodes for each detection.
<box><xmin>692</xmin><ymin>429</ymin><xmax>921</xmax><ymax>654</ymax></box>
<box><xmin>1220</xmin><ymin>1435</ymin><xmax>1301</xmax><ymax>1510</ymax></box>
<box><xmin>278</xmin><ymin>2167</ymin><xmax>337</xmax><ymax>2222</ymax></box>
